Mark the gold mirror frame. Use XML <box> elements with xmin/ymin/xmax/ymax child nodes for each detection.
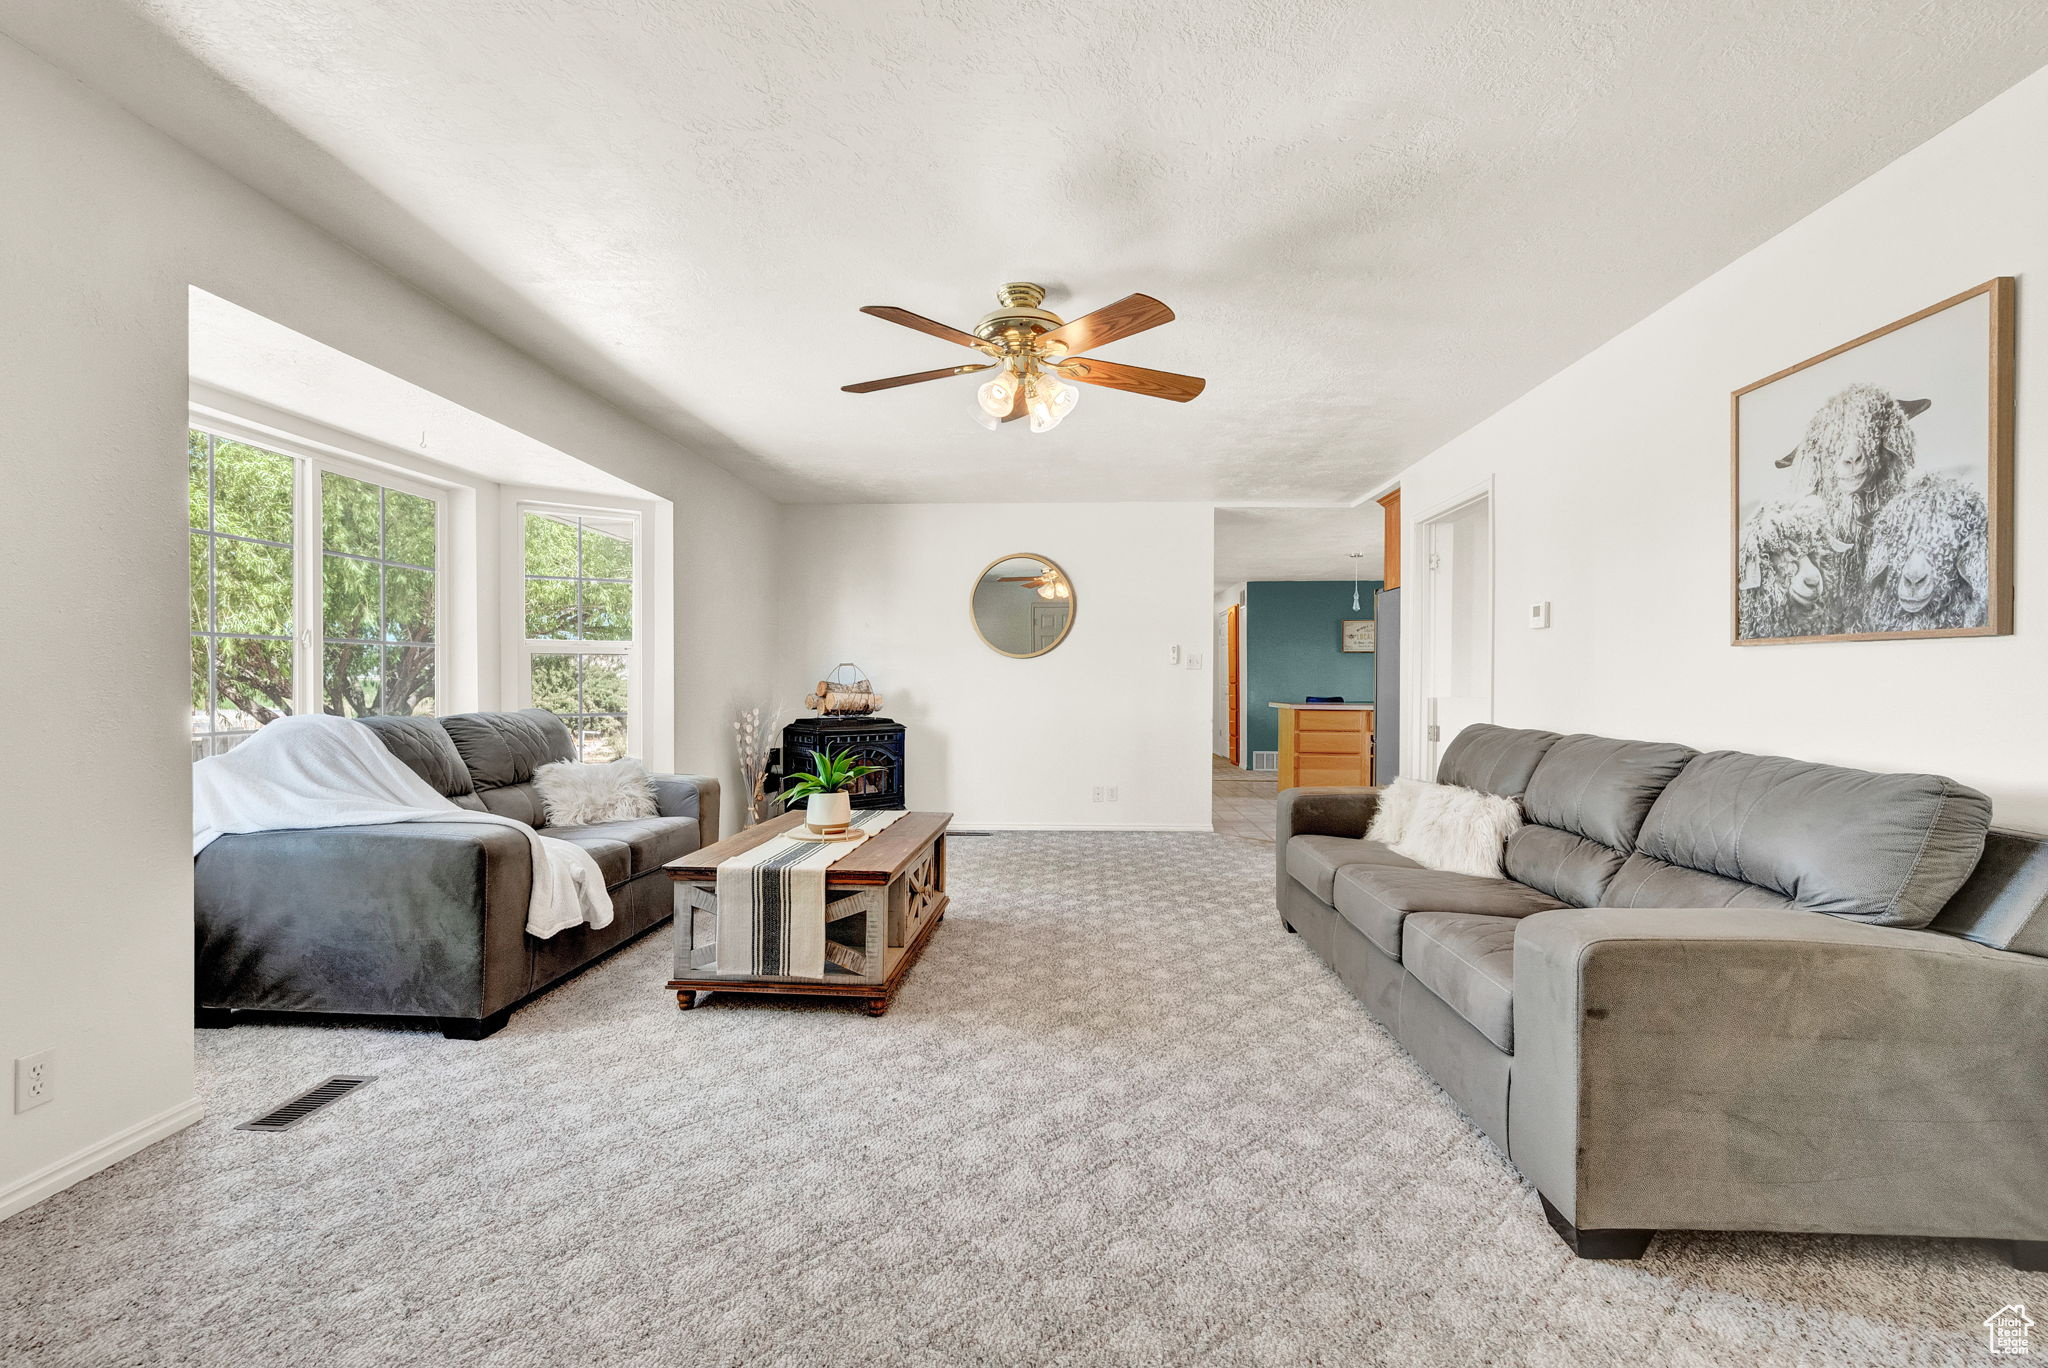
<box><xmin>970</xmin><ymin>552</ymin><xmax>1077</xmax><ymax>659</ymax></box>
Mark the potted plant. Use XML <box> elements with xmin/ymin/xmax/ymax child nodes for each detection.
<box><xmin>781</xmin><ymin>747</ymin><xmax>881</xmax><ymax>836</ymax></box>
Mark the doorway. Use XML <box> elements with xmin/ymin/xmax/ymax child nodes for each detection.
<box><xmin>1416</xmin><ymin>488</ymin><xmax>1493</xmax><ymax>776</ymax></box>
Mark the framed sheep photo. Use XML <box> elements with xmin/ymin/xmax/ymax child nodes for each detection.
<box><xmin>1731</xmin><ymin>277</ymin><xmax>2014</xmax><ymax>646</ymax></box>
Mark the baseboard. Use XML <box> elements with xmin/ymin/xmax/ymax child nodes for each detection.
<box><xmin>960</xmin><ymin>822</ymin><xmax>1216</xmax><ymax>832</ymax></box>
<box><xmin>0</xmin><ymin>1097</ymin><xmax>204</xmax><ymax>1224</ymax></box>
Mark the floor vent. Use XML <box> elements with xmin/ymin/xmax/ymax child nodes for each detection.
<box><xmin>236</xmin><ymin>1075</ymin><xmax>375</xmax><ymax>1133</ymax></box>
<box><xmin>1250</xmin><ymin>751</ymin><xmax>1278</xmax><ymax>773</ymax></box>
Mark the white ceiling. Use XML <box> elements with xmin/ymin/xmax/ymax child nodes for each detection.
<box><xmin>13</xmin><ymin>1</ymin><xmax>2048</xmax><ymax>503</ymax></box>
<box><xmin>1216</xmin><ymin>507</ymin><xmax>1383</xmax><ymax>588</ymax></box>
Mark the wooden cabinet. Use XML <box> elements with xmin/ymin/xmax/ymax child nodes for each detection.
<box><xmin>1376</xmin><ymin>488</ymin><xmax>1402</xmax><ymax>590</ymax></box>
<box><xmin>1273</xmin><ymin>704</ymin><xmax>1374</xmax><ymax>789</ymax></box>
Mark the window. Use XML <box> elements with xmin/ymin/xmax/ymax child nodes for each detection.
<box><xmin>187</xmin><ymin>426</ymin><xmax>445</xmax><ymax>757</ymax></box>
<box><xmin>521</xmin><ymin>509</ymin><xmax>635</xmax><ymax>761</ymax></box>
<box><xmin>190</xmin><ymin>431</ymin><xmax>296</xmax><ymax>757</ymax></box>
<box><xmin>321</xmin><ymin>471</ymin><xmax>438</xmax><ymax>717</ymax></box>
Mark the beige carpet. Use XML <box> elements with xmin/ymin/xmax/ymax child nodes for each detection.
<box><xmin>2</xmin><ymin>833</ymin><xmax>2037</xmax><ymax>1366</ymax></box>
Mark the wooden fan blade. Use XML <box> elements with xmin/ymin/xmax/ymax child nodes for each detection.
<box><xmin>1002</xmin><ymin>379</ymin><xmax>1028</xmax><ymax>422</ymax></box>
<box><xmin>1035</xmin><ymin>293</ymin><xmax>1173</xmax><ymax>355</ymax></box>
<box><xmin>858</xmin><ymin>306</ymin><xmax>994</xmax><ymax>353</ymax></box>
<box><xmin>842</xmin><ymin>363</ymin><xmax>993</xmax><ymax>394</ymax></box>
<box><xmin>1055</xmin><ymin>357</ymin><xmax>1206</xmax><ymax>402</ymax></box>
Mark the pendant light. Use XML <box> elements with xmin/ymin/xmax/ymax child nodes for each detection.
<box><xmin>1349</xmin><ymin>552</ymin><xmax>1365</xmax><ymax>612</ymax></box>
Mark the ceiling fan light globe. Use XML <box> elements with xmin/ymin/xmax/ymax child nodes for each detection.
<box><xmin>975</xmin><ymin>377</ymin><xmax>1014</xmax><ymax>419</ymax></box>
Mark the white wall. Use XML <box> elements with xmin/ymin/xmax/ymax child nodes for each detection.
<box><xmin>1395</xmin><ymin>63</ymin><xmax>2048</xmax><ymax>830</ymax></box>
<box><xmin>779</xmin><ymin>504</ymin><xmax>1214</xmax><ymax>829</ymax></box>
<box><xmin>0</xmin><ymin>35</ymin><xmax>780</xmax><ymax>1219</ymax></box>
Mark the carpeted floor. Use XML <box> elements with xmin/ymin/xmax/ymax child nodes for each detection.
<box><xmin>2</xmin><ymin>833</ymin><xmax>2036</xmax><ymax>1366</ymax></box>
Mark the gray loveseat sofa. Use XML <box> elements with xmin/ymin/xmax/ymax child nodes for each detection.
<box><xmin>196</xmin><ymin>708</ymin><xmax>719</xmax><ymax>1039</ymax></box>
<box><xmin>1277</xmin><ymin>723</ymin><xmax>2048</xmax><ymax>1268</ymax></box>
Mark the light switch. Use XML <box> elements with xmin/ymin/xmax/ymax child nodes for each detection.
<box><xmin>1168</xmin><ymin>644</ymin><xmax>1181</xmax><ymax>665</ymax></box>
<box><xmin>1186</xmin><ymin>652</ymin><xmax>1203</xmax><ymax>670</ymax></box>
<box><xmin>1529</xmin><ymin>602</ymin><xmax>1551</xmax><ymax>629</ymax></box>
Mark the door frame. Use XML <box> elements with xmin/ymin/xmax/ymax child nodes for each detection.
<box><xmin>1225</xmin><ymin>602</ymin><xmax>1243</xmax><ymax>765</ymax></box>
<box><xmin>1409</xmin><ymin>480</ymin><xmax>1494</xmax><ymax>779</ymax></box>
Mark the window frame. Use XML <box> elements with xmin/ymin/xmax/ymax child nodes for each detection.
<box><xmin>511</xmin><ymin>499</ymin><xmax>646</xmax><ymax>761</ymax></box>
<box><xmin>188</xmin><ymin>420</ymin><xmax>451</xmax><ymax>754</ymax></box>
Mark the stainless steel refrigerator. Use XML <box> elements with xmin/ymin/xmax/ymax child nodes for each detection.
<box><xmin>1373</xmin><ymin>587</ymin><xmax>1399</xmax><ymax>784</ymax></box>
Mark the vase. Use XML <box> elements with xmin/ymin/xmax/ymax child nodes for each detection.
<box><xmin>805</xmin><ymin>791</ymin><xmax>852</xmax><ymax>836</ymax></box>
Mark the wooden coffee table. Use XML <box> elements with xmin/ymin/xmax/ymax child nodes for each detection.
<box><xmin>664</xmin><ymin>810</ymin><xmax>951</xmax><ymax>1016</ymax></box>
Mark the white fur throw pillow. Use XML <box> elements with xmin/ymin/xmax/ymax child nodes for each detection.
<box><xmin>1365</xmin><ymin>776</ymin><xmax>1427</xmax><ymax>846</ymax></box>
<box><xmin>1388</xmin><ymin>781</ymin><xmax>1523</xmax><ymax>879</ymax></box>
<box><xmin>534</xmin><ymin>758</ymin><xmax>658</xmax><ymax>826</ymax></box>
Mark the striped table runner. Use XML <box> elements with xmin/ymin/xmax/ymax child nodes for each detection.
<box><xmin>713</xmin><ymin>809</ymin><xmax>909</xmax><ymax>978</ymax></box>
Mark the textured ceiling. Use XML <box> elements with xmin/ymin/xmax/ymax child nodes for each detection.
<box><xmin>12</xmin><ymin>1</ymin><xmax>2048</xmax><ymax>503</ymax></box>
<box><xmin>1216</xmin><ymin>507</ymin><xmax>1383</xmax><ymax>588</ymax></box>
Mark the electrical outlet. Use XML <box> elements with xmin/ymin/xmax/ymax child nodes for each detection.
<box><xmin>1167</xmin><ymin>645</ymin><xmax>1181</xmax><ymax>665</ymax></box>
<box><xmin>1092</xmin><ymin>785</ymin><xmax>1104</xmax><ymax>803</ymax></box>
<box><xmin>1106</xmin><ymin>786</ymin><xmax>1118</xmax><ymax>803</ymax></box>
<box><xmin>1185</xmin><ymin>652</ymin><xmax>1203</xmax><ymax>670</ymax></box>
<box><xmin>15</xmin><ymin>1050</ymin><xmax>54</xmax><ymax>1113</ymax></box>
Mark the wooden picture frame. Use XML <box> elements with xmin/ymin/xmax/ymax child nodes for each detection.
<box><xmin>1340</xmin><ymin>619</ymin><xmax>1376</xmax><ymax>653</ymax></box>
<box><xmin>1731</xmin><ymin>277</ymin><xmax>2013</xmax><ymax>646</ymax></box>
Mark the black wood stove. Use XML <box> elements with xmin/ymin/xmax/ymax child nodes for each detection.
<box><xmin>777</xmin><ymin>717</ymin><xmax>906</xmax><ymax>810</ymax></box>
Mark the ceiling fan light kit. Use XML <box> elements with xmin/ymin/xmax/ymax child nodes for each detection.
<box><xmin>844</xmin><ymin>281</ymin><xmax>1206</xmax><ymax>433</ymax></box>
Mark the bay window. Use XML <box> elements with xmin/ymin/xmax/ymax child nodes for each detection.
<box><xmin>188</xmin><ymin>426</ymin><xmax>445</xmax><ymax>758</ymax></box>
<box><xmin>519</xmin><ymin>507</ymin><xmax>637</xmax><ymax>761</ymax></box>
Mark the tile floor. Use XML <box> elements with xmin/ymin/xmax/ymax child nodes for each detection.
<box><xmin>1211</xmin><ymin>752</ymin><xmax>1277</xmax><ymax>843</ymax></box>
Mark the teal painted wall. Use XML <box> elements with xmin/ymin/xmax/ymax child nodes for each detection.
<box><xmin>1246</xmin><ymin>580</ymin><xmax>1379</xmax><ymax>757</ymax></box>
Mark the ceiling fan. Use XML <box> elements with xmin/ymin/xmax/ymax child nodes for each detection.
<box><xmin>841</xmin><ymin>282</ymin><xmax>1206</xmax><ymax>432</ymax></box>
<box><xmin>997</xmin><ymin>567</ymin><xmax>1072</xmax><ymax>599</ymax></box>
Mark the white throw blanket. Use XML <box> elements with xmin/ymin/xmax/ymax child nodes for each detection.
<box><xmin>192</xmin><ymin>715</ymin><xmax>613</xmax><ymax>939</ymax></box>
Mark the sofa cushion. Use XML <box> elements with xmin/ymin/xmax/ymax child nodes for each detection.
<box><xmin>1502</xmin><ymin>826</ymin><xmax>1627</xmax><ymax>909</ymax></box>
<box><xmin>542</xmin><ymin>825</ymin><xmax>632</xmax><ymax>888</ymax></box>
<box><xmin>477</xmin><ymin>780</ymin><xmax>546</xmax><ymax>829</ymax></box>
<box><xmin>1501</xmin><ymin>734</ymin><xmax>1695</xmax><ymax>906</ymax></box>
<box><xmin>360</xmin><ymin>715</ymin><xmax>476</xmax><ymax>800</ymax></box>
<box><xmin>1284</xmin><ymin>834</ymin><xmax>1418</xmax><ymax>903</ymax></box>
<box><xmin>1402</xmin><ymin>912</ymin><xmax>1518</xmax><ymax>1052</ymax></box>
<box><xmin>1435</xmin><ymin>724</ymin><xmax>1562</xmax><ymax>800</ymax></box>
<box><xmin>442</xmin><ymin>709</ymin><xmax>575</xmax><ymax>792</ymax></box>
<box><xmin>1633</xmin><ymin>750</ymin><xmax>1992</xmax><ymax>927</ymax></box>
<box><xmin>546</xmin><ymin>816</ymin><xmax>700</xmax><ymax>883</ymax></box>
<box><xmin>1602</xmin><ymin>852</ymin><xmax>1796</xmax><ymax>910</ymax></box>
<box><xmin>1519</xmin><ymin>734</ymin><xmax>1696</xmax><ymax>852</ymax></box>
<box><xmin>1333</xmin><ymin>866</ymin><xmax>1566</xmax><ymax>961</ymax></box>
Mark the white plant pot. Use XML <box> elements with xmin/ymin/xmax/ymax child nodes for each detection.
<box><xmin>805</xmin><ymin>792</ymin><xmax>852</xmax><ymax>836</ymax></box>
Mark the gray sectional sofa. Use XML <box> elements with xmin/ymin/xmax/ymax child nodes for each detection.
<box><xmin>196</xmin><ymin>709</ymin><xmax>719</xmax><ymax>1039</ymax></box>
<box><xmin>1277</xmin><ymin>723</ymin><xmax>2048</xmax><ymax>1268</ymax></box>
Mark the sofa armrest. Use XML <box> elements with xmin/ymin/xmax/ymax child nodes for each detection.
<box><xmin>195</xmin><ymin>822</ymin><xmax>534</xmax><ymax>1020</ymax></box>
<box><xmin>1511</xmin><ymin>906</ymin><xmax>2048</xmax><ymax>1241</ymax></box>
<box><xmin>650</xmin><ymin>773</ymin><xmax>721</xmax><ymax>842</ymax></box>
<box><xmin>1276</xmin><ymin>785</ymin><xmax>1380</xmax><ymax>842</ymax></box>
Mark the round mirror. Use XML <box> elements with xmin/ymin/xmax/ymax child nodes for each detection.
<box><xmin>971</xmin><ymin>553</ymin><xmax>1075</xmax><ymax>658</ymax></box>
